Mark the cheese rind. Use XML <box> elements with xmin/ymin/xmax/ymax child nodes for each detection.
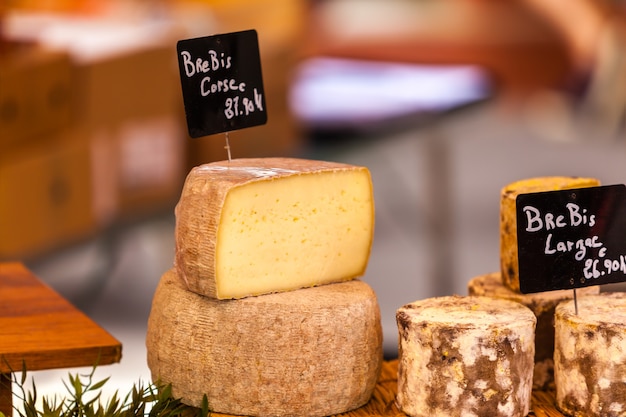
<box><xmin>499</xmin><ymin>176</ymin><xmax>600</xmax><ymax>292</ymax></box>
<box><xmin>146</xmin><ymin>269</ymin><xmax>383</xmax><ymax>417</ymax></box>
<box><xmin>396</xmin><ymin>295</ymin><xmax>536</xmax><ymax>417</ymax></box>
<box><xmin>174</xmin><ymin>157</ymin><xmax>375</xmax><ymax>299</ymax></box>
<box><xmin>468</xmin><ymin>272</ymin><xmax>600</xmax><ymax>389</ymax></box>
<box><xmin>554</xmin><ymin>293</ymin><xmax>626</xmax><ymax>417</ymax></box>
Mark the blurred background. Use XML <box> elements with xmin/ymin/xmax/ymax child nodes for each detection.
<box><xmin>2</xmin><ymin>0</ymin><xmax>626</xmax><ymax>403</ymax></box>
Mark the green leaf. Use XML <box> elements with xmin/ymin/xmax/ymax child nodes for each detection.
<box><xmin>87</xmin><ymin>377</ymin><xmax>110</xmax><ymax>393</ymax></box>
<box><xmin>200</xmin><ymin>395</ymin><xmax>210</xmax><ymax>417</ymax></box>
<box><xmin>6</xmin><ymin>363</ymin><xmax>205</xmax><ymax>417</ymax></box>
<box><xmin>160</xmin><ymin>384</ymin><xmax>172</xmax><ymax>400</ymax></box>
<box><xmin>20</xmin><ymin>361</ymin><xmax>27</xmax><ymax>386</ymax></box>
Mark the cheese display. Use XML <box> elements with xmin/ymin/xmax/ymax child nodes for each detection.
<box><xmin>174</xmin><ymin>157</ymin><xmax>374</xmax><ymax>299</ymax></box>
<box><xmin>499</xmin><ymin>176</ymin><xmax>600</xmax><ymax>292</ymax></box>
<box><xmin>554</xmin><ymin>293</ymin><xmax>626</xmax><ymax>417</ymax></box>
<box><xmin>146</xmin><ymin>268</ymin><xmax>383</xmax><ymax>417</ymax></box>
<box><xmin>396</xmin><ymin>295</ymin><xmax>536</xmax><ymax>417</ymax></box>
<box><xmin>468</xmin><ymin>272</ymin><xmax>600</xmax><ymax>389</ymax></box>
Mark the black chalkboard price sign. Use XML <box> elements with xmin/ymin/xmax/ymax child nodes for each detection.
<box><xmin>516</xmin><ymin>184</ymin><xmax>626</xmax><ymax>294</ymax></box>
<box><xmin>177</xmin><ymin>29</ymin><xmax>267</xmax><ymax>138</ymax></box>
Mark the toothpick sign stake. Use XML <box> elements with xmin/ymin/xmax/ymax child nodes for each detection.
<box><xmin>224</xmin><ymin>131</ymin><xmax>232</xmax><ymax>162</ymax></box>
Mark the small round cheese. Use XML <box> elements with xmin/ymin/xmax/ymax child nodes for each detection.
<box><xmin>499</xmin><ymin>176</ymin><xmax>600</xmax><ymax>292</ymax></box>
<box><xmin>554</xmin><ymin>292</ymin><xmax>626</xmax><ymax>417</ymax></box>
<box><xmin>396</xmin><ymin>295</ymin><xmax>536</xmax><ymax>417</ymax></box>
<box><xmin>146</xmin><ymin>269</ymin><xmax>383</xmax><ymax>417</ymax></box>
<box><xmin>468</xmin><ymin>272</ymin><xmax>600</xmax><ymax>389</ymax></box>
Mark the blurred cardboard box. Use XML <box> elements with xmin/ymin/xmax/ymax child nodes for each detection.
<box><xmin>66</xmin><ymin>26</ymin><xmax>187</xmax><ymax>220</ymax></box>
<box><xmin>0</xmin><ymin>44</ymin><xmax>74</xmax><ymax>153</ymax></box>
<box><xmin>3</xmin><ymin>12</ymin><xmax>188</xmax><ymax>221</ymax></box>
<box><xmin>0</xmin><ymin>129</ymin><xmax>95</xmax><ymax>261</ymax></box>
<box><xmin>75</xmin><ymin>45</ymin><xmax>180</xmax><ymax>129</ymax></box>
<box><xmin>89</xmin><ymin>114</ymin><xmax>185</xmax><ymax>224</ymax></box>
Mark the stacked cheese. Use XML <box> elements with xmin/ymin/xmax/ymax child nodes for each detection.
<box><xmin>468</xmin><ymin>176</ymin><xmax>602</xmax><ymax>390</ymax></box>
<box><xmin>174</xmin><ymin>158</ymin><xmax>375</xmax><ymax>299</ymax></box>
<box><xmin>468</xmin><ymin>272</ymin><xmax>599</xmax><ymax>389</ymax></box>
<box><xmin>146</xmin><ymin>158</ymin><xmax>383</xmax><ymax>417</ymax></box>
<box><xmin>554</xmin><ymin>293</ymin><xmax>626</xmax><ymax>416</ymax></box>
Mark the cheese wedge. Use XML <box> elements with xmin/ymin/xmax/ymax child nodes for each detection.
<box><xmin>396</xmin><ymin>295</ymin><xmax>536</xmax><ymax>417</ymax></box>
<box><xmin>554</xmin><ymin>293</ymin><xmax>626</xmax><ymax>417</ymax></box>
<box><xmin>468</xmin><ymin>272</ymin><xmax>600</xmax><ymax>389</ymax></box>
<box><xmin>174</xmin><ymin>157</ymin><xmax>374</xmax><ymax>299</ymax></box>
<box><xmin>500</xmin><ymin>176</ymin><xmax>600</xmax><ymax>292</ymax></box>
<box><xmin>146</xmin><ymin>269</ymin><xmax>383</xmax><ymax>417</ymax></box>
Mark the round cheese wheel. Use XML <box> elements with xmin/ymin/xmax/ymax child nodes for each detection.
<box><xmin>554</xmin><ymin>292</ymin><xmax>626</xmax><ymax>417</ymax></box>
<box><xmin>396</xmin><ymin>295</ymin><xmax>536</xmax><ymax>417</ymax></box>
<box><xmin>499</xmin><ymin>176</ymin><xmax>600</xmax><ymax>292</ymax></box>
<box><xmin>146</xmin><ymin>269</ymin><xmax>383</xmax><ymax>417</ymax></box>
<box><xmin>468</xmin><ymin>272</ymin><xmax>600</xmax><ymax>389</ymax></box>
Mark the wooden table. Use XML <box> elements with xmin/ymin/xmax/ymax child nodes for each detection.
<box><xmin>0</xmin><ymin>262</ymin><xmax>122</xmax><ymax>416</ymax></box>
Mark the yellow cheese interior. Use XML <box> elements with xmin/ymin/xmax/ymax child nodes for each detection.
<box><xmin>215</xmin><ymin>169</ymin><xmax>374</xmax><ymax>298</ymax></box>
<box><xmin>502</xmin><ymin>176</ymin><xmax>600</xmax><ymax>198</ymax></box>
